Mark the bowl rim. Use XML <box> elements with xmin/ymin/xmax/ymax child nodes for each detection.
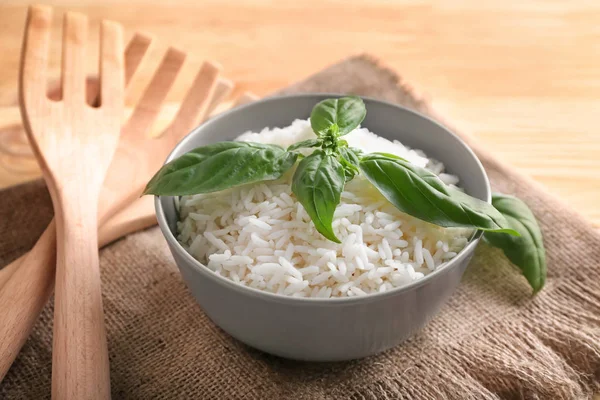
<box><xmin>154</xmin><ymin>93</ymin><xmax>489</xmax><ymax>305</ymax></box>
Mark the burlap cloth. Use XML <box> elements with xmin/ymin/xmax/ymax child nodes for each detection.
<box><xmin>1</xmin><ymin>55</ymin><xmax>599</xmax><ymax>399</ymax></box>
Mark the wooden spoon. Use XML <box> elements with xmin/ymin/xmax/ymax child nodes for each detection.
<box><xmin>0</xmin><ymin>11</ymin><xmax>223</xmax><ymax>387</ymax></box>
<box><xmin>20</xmin><ymin>6</ymin><xmax>124</xmax><ymax>397</ymax></box>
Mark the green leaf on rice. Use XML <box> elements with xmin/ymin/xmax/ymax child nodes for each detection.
<box><xmin>143</xmin><ymin>142</ymin><xmax>298</xmax><ymax>196</ymax></box>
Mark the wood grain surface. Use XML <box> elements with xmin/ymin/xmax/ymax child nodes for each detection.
<box><xmin>1</xmin><ymin>0</ymin><xmax>599</xmax><ymax>227</ymax></box>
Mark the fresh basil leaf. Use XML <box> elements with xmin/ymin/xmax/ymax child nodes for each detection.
<box><xmin>359</xmin><ymin>153</ymin><xmax>519</xmax><ymax>235</ymax></box>
<box><xmin>287</xmin><ymin>139</ymin><xmax>321</xmax><ymax>152</ymax></box>
<box><xmin>484</xmin><ymin>194</ymin><xmax>546</xmax><ymax>293</ymax></box>
<box><xmin>291</xmin><ymin>150</ymin><xmax>345</xmax><ymax>243</ymax></box>
<box><xmin>144</xmin><ymin>142</ymin><xmax>298</xmax><ymax>196</ymax></box>
<box><xmin>310</xmin><ymin>96</ymin><xmax>366</xmax><ymax>137</ymax></box>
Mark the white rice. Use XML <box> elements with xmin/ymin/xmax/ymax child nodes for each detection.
<box><xmin>177</xmin><ymin>119</ymin><xmax>473</xmax><ymax>298</ymax></box>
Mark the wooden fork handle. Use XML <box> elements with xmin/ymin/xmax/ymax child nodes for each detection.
<box><xmin>52</xmin><ymin>200</ymin><xmax>110</xmax><ymax>399</ymax></box>
<box><xmin>0</xmin><ymin>197</ymin><xmax>157</xmax><ymax>383</ymax></box>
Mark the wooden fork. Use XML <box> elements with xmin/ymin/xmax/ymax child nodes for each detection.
<box><xmin>19</xmin><ymin>6</ymin><xmax>125</xmax><ymax>398</ymax></box>
<box><xmin>0</xmin><ymin>13</ymin><xmax>222</xmax><ymax>388</ymax></box>
<box><xmin>0</xmin><ymin>33</ymin><xmax>153</xmax><ymax>293</ymax></box>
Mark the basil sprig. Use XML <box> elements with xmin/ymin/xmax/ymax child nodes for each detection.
<box><xmin>484</xmin><ymin>194</ymin><xmax>546</xmax><ymax>293</ymax></box>
<box><xmin>145</xmin><ymin>96</ymin><xmax>547</xmax><ymax>293</ymax></box>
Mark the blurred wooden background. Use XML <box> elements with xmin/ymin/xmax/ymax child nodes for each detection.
<box><xmin>1</xmin><ymin>0</ymin><xmax>599</xmax><ymax>226</ymax></box>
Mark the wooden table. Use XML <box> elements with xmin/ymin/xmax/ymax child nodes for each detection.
<box><xmin>1</xmin><ymin>0</ymin><xmax>599</xmax><ymax>227</ymax></box>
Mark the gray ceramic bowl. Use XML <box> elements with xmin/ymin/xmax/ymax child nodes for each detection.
<box><xmin>155</xmin><ymin>94</ymin><xmax>489</xmax><ymax>361</ymax></box>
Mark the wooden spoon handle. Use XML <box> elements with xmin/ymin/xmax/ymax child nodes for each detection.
<box><xmin>52</xmin><ymin>203</ymin><xmax>110</xmax><ymax>399</ymax></box>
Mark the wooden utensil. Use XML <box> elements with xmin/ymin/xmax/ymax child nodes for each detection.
<box><xmin>0</xmin><ymin>12</ymin><xmax>224</xmax><ymax>387</ymax></box>
<box><xmin>19</xmin><ymin>6</ymin><xmax>125</xmax><ymax>398</ymax></box>
<box><xmin>0</xmin><ymin>33</ymin><xmax>153</xmax><ymax>292</ymax></box>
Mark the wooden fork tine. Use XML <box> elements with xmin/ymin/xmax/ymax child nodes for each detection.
<box><xmin>123</xmin><ymin>47</ymin><xmax>185</xmax><ymax>137</ymax></box>
<box><xmin>61</xmin><ymin>13</ymin><xmax>88</xmax><ymax>105</ymax></box>
<box><xmin>20</xmin><ymin>5</ymin><xmax>52</xmax><ymax>104</ymax></box>
<box><xmin>206</xmin><ymin>77</ymin><xmax>234</xmax><ymax>116</ymax></box>
<box><xmin>165</xmin><ymin>61</ymin><xmax>220</xmax><ymax>139</ymax></box>
<box><xmin>49</xmin><ymin>32</ymin><xmax>153</xmax><ymax>105</ymax></box>
<box><xmin>99</xmin><ymin>20</ymin><xmax>125</xmax><ymax>112</ymax></box>
<box><xmin>124</xmin><ymin>33</ymin><xmax>153</xmax><ymax>86</ymax></box>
